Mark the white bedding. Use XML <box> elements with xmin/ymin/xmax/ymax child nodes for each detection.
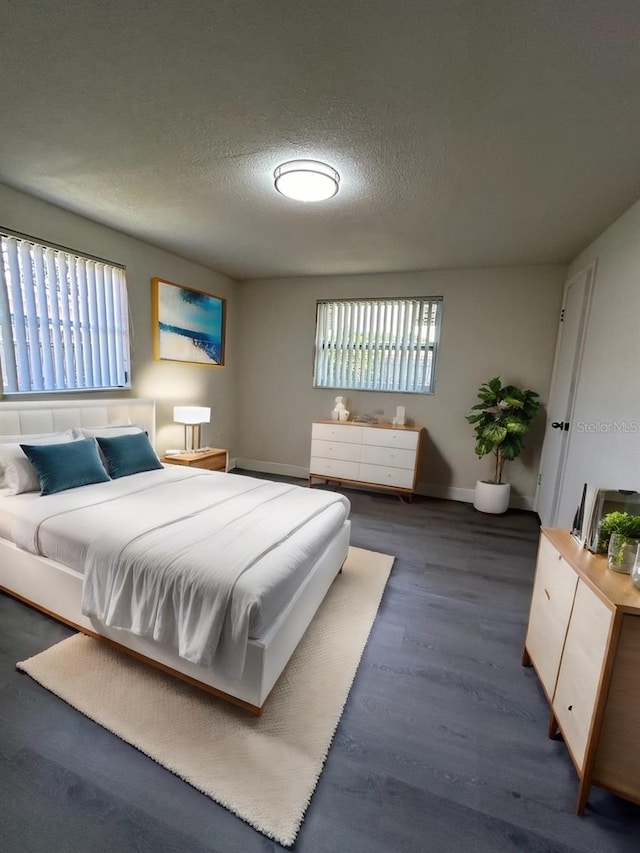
<box><xmin>5</xmin><ymin>468</ymin><xmax>350</xmax><ymax>678</ymax></box>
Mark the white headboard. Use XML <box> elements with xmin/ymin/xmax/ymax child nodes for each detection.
<box><xmin>0</xmin><ymin>398</ymin><xmax>156</xmax><ymax>442</ymax></box>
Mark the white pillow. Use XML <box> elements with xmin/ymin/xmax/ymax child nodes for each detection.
<box><xmin>0</xmin><ymin>431</ymin><xmax>77</xmax><ymax>495</ymax></box>
<box><xmin>0</xmin><ymin>430</ymin><xmax>77</xmax><ymax>488</ymax></box>
<box><xmin>74</xmin><ymin>425</ymin><xmax>144</xmax><ymax>439</ymax></box>
<box><xmin>0</xmin><ymin>431</ymin><xmax>70</xmax><ymax>444</ymax></box>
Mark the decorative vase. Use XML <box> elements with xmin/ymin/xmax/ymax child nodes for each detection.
<box><xmin>473</xmin><ymin>480</ymin><xmax>510</xmax><ymax>515</ymax></box>
<box><xmin>607</xmin><ymin>533</ymin><xmax>639</xmax><ymax>574</ymax></box>
<box><xmin>630</xmin><ymin>544</ymin><xmax>640</xmax><ymax>590</ymax></box>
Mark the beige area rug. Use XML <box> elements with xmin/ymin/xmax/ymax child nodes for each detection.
<box><xmin>17</xmin><ymin>546</ymin><xmax>393</xmax><ymax>847</ymax></box>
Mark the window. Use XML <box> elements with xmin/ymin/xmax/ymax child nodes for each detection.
<box><xmin>313</xmin><ymin>297</ymin><xmax>442</xmax><ymax>394</ymax></box>
<box><xmin>0</xmin><ymin>231</ymin><xmax>131</xmax><ymax>393</ymax></box>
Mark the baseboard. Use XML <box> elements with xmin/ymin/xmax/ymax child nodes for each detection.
<box><xmin>234</xmin><ymin>458</ymin><xmax>309</xmax><ymax>480</ymax></box>
<box><xmin>417</xmin><ymin>481</ymin><xmax>535</xmax><ymax>511</ymax></box>
<box><xmin>417</xmin><ymin>483</ymin><xmax>475</xmax><ymax>504</ymax></box>
<box><xmin>234</xmin><ymin>459</ymin><xmax>535</xmax><ymax>511</ymax></box>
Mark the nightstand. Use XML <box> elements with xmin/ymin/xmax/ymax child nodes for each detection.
<box><xmin>161</xmin><ymin>447</ymin><xmax>228</xmax><ymax>472</ymax></box>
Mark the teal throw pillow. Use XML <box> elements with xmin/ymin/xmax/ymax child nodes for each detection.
<box><xmin>21</xmin><ymin>438</ymin><xmax>110</xmax><ymax>495</ymax></box>
<box><xmin>96</xmin><ymin>431</ymin><xmax>163</xmax><ymax>479</ymax></box>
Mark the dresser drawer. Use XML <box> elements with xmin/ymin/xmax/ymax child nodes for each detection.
<box><xmin>195</xmin><ymin>453</ymin><xmax>227</xmax><ymax>471</ymax></box>
<box><xmin>312</xmin><ymin>423</ymin><xmax>364</xmax><ymax>444</ymax></box>
<box><xmin>309</xmin><ymin>457</ymin><xmax>360</xmax><ymax>480</ymax></box>
<box><xmin>362</xmin><ymin>427</ymin><xmax>419</xmax><ymax>451</ymax></box>
<box><xmin>311</xmin><ymin>439</ymin><xmax>361</xmax><ymax>463</ymax></box>
<box><xmin>359</xmin><ymin>463</ymin><xmax>415</xmax><ymax>490</ymax></box>
<box><xmin>360</xmin><ymin>444</ymin><xmax>416</xmax><ymax>470</ymax></box>
<box><xmin>525</xmin><ymin>534</ymin><xmax>579</xmax><ymax>700</ymax></box>
<box><xmin>553</xmin><ymin>580</ymin><xmax>613</xmax><ymax>770</ymax></box>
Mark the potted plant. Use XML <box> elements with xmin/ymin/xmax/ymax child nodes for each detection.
<box><xmin>466</xmin><ymin>377</ymin><xmax>540</xmax><ymax>514</ymax></box>
<box><xmin>597</xmin><ymin>511</ymin><xmax>640</xmax><ymax>573</ymax></box>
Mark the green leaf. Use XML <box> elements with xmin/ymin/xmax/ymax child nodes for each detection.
<box><xmin>500</xmin><ymin>436</ymin><xmax>523</xmax><ymax>460</ymax></box>
<box><xmin>599</xmin><ymin>512</ymin><xmax>640</xmax><ymax>538</ymax></box>
<box><xmin>466</xmin><ymin>413</ymin><xmax>485</xmax><ymax>424</ymax></box>
<box><xmin>523</xmin><ymin>394</ymin><xmax>541</xmax><ymax>418</ymax></box>
<box><xmin>477</xmin><ymin>391</ymin><xmax>496</xmax><ymax>404</ymax></box>
<box><xmin>487</xmin><ymin>377</ymin><xmax>502</xmax><ymax>393</ymax></box>
<box><xmin>504</xmin><ymin>418</ymin><xmax>529</xmax><ymax>435</ymax></box>
<box><xmin>503</xmin><ymin>396</ymin><xmax>524</xmax><ymax>409</ymax></box>
<box><xmin>480</xmin><ymin>424</ymin><xmax>507</xmax><ymax>443</ymax></box>
<box><xmin>501</xmin><ymin>385</ymin><xmax>521</xmax><ymax>397</ymax></box>
<box><xmin>475</xmin><ymin>439</ymin><xmax>492</xmax><ymax>457</ymax></box>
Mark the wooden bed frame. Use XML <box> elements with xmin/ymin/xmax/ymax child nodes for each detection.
<box><xmin>0</xmin><ymin>398</ymin><xmax>351</xmax><ymax>714</ymax></box>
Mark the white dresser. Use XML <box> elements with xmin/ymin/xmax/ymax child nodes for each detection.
<box><xmin>309</xmin><ymin>420</ymin><xmax>423</xmax><ymax>497</ymax></box>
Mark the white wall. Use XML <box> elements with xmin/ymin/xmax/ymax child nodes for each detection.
<box><xmin>555</xmin><ymin>198</ymin><xmax>640</xmax><ymax>527</ymax></box>
<box><xmin>0</xmin><ymin>183</ymin><xmax>237</xmax><ymax>454</ymax></box>
<box><xmin>236</xmin><ymin>267</ymin><xmax>565</xmax><ymax>507</ymax></box>
<box><xmin>8</xmin><ymin>181</ymin><xmax>604</xmax><ymax>515</ymax></box>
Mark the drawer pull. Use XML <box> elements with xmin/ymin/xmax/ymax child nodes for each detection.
<box><xmin>544</xmin><ymin>588</ymin><xmax>551</xmax><ymax>601</ymax></box>
<box><xmin>568</xmin><ymin>705</ymin><xmax>573</xmax><ymax>712</ymax></box>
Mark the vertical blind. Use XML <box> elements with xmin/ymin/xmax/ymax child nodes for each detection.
<box><xmin>313</xmin><ymin>297</ymin><xmax>442</xmax><ymax>393</ymax></box>
<box><xmin>0</xmin><ymin>233</ymin><xmax>131</xmax><ymax>393</ymax></box>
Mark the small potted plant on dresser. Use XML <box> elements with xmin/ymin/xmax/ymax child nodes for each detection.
<box><xmin>597</xmin><ymin>511</ymin><xmax>640</xmax><ymax>573</ymax></box>
<box><xmin>466</xmin><ymin>377</ymin><xmax>540</xmax><ymax>514</ymax></box>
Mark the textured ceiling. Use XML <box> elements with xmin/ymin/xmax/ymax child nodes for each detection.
<box><xmin>1</xmin><ymin>1</ymin><xmax>639</xmax><ymax>279</ymax></box>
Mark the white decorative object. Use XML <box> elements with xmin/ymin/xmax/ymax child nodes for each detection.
<box><xmin>332</xmin><ymin>396</ymin><xmax>350</xmax><ymax>422</ymax></box>
<box><xmin>473</xmin><ymin>480</ymin><xmax>511</xmax><ymax>514</ymax></box>
<box><xmin>395</xmin><ymin>406</ymin><xmax>406</xmax><ymax>426</ymax></box>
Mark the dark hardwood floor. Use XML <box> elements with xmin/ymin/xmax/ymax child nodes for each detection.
<box><xmin>1</xmin><ymin>473</ymin><xmax>639</xmax><ymax>852</ymax></box>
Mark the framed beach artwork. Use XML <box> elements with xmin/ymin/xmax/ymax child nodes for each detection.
<box><xmin>151</xmin><ymin>278</ymin><xmax>225</xmax><ymax>366</ymax></box>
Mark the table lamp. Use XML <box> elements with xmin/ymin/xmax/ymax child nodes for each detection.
<box><xmin>173</xmin><ymin>406</ymin><xmax>211</xmax><ymax>452</ymax></box>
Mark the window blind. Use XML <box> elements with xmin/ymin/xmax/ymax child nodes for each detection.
<box><xmin>313</xmin><ymin>297</ymin><xmax>442</xmax><ymax>394</ymax></box>
<box><xmin>0</xmin><ymin>233</ymin><xmax>131</xmax><ymax>393</ymax></box>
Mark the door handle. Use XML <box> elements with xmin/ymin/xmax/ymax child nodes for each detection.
<box><xmin>551</xmin><ymin>421</ymin><xmax>570</xmax><ymax>431</ymax></box>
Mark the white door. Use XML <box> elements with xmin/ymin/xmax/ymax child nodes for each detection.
<box><xmin>535</xmin><ymin>263</ymin><xmax>596</xmax><ymax>526</ymax></box>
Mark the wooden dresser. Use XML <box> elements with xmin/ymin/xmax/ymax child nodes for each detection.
<box><xmin>309</xmin><ymin>420</ymin><xmax>423</xmax><ymax>498</ymax></box>
<box><xmin>523</xmin><ymin>528</ymin><xmax>640</xmax><ymax>812</ymax></box>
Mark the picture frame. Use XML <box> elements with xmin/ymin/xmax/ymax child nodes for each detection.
<box><xmin>151</xmin><ymin>278</ymin><xmax>225</xmax><ymax>367</ymax></box>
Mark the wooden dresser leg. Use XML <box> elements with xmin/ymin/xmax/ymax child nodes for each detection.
<box><xmin>576</xmin><ymin>778</ymin><xmax>590</xmax><ymax>815</ymax></box>
<box><xmin>521</xmin><ymin>646</ymin><xmax>532</xmax><ymax>667</ymax></box>
<box><xmin>548</xmin><ymin>711</ymin><xmax>559</xmax><ymax>739</ymax></box>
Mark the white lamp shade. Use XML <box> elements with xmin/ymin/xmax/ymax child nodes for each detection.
<box><xmin>173</xmin><ymin>406</ymin><xmax>211</xmax><ymax>425</ymax></box>
<box><xmin>274</xmin><ymin>160</ymin><xmax>339</xmax><ymax>202</ymax></box>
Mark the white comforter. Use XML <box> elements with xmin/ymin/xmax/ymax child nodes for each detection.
<box><xmin>13</xmin><ymin>468</ymin><xmax>350</xmax><ymax>678</ymax></box>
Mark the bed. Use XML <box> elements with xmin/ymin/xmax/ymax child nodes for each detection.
<box><xmin>0</xmin><ymin>398</ymin><xmax>351</xmax><ymax>713</ymax></box>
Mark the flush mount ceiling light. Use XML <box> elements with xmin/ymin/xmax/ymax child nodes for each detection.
<box><xmin>273</xmin><ymin>160</ymin><xmax>340</xmax><ymax>202</ymax></box>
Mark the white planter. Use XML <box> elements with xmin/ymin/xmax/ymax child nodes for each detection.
<box><xmin>473</xmin><ymin>480</ymin><xmax>511</xmax><ymax>515</ymax></box>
